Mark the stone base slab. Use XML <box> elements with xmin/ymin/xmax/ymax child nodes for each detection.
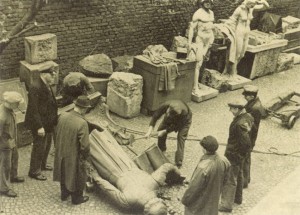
<box><xmin>192</xmin><ymin>84</ymin><xmax>219</xmax><ymax>103</ymax></box>
<box><xmin>20</xmin><ymin>60</ymin><xmax>59</xmax><ymax>90</ymax></box>
<box><xmin>226</xmin><ymin>75</ymin><xmax>252</xmax><ymax>90</ymax></box>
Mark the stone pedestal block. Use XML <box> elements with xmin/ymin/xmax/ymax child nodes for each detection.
<box><xmin>111</xmin><ymin>55</ymin><xmax>134</xmax><ymax>72</ymax></box>
<box><xmin>24</xmin><ymin>33</ymin><xmax>57</xmax><ymax>64</ymax></box>
<box><xmin>87</xmin><ymin>76</ymin><xmax>109</xmax><ymax>96</ymax></box>
<box><xmin>191</xmin><ymin>84</ymin><xmax>219</xmax><ymax>103</ymax></box>
<box><xmin>20</xmin><ymin>60</ymin><xmax>59</xmax><ymax>90</ymax></box>
<box><xmin>107</xmin><ymin>72</ymin><xmax>143</xmax><ymax>118</ymax></box>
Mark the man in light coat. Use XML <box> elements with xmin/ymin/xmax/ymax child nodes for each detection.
<box><xmin>182</xmin><ymin>136</ymin><xmax>230</xmax><ymax>215</ymax></box>
<box><xmin>53</xmin><ymin>95</ymin><xmax>91</xmax><ymax>205</ymax></box>
<box><xmin>0</xmin><ymin>92</ymin><xmax>24</xmax><ymax>198</ymax></box>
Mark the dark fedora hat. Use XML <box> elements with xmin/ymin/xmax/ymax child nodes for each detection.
<box><xmin>73</xmin><ymin>95</ymin><xmax>91</xmax><ymax>108</ymax></box>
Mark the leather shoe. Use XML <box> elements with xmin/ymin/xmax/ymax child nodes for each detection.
<box><xmin>0</xmin><ymin>189</ymin><xmax>17</xmax><ymax>198</ymax></box>
<box><xmin>61</xmin><ymin>193</ymin><xmax>70</xmax><ymax>201</ymax></box>
<box><xmin>11</xmin><ymin>176</ymin><xmax>25</xmax><ymax>183</ymax></box>
<box><xmin>219</xmin><ymin>206</ymin><xmax>232</xmax><ymax>213</ymax></box>
<box><xmin>72</xmin><ymin>196</ymin><xmax>89</xmax><ymax>205</ymax></box>
<box><xmin>42</xmin><ymin>165</ymin><xmax>53</xmax><ymax>171</ymax></box>
<box><xmin>28</xmin><ymin>173</ymin><xmax>47</xmax><ymax>181</ymax></box>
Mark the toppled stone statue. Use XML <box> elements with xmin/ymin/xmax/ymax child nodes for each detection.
<box><xmin>87</xmin><ymin>129</ymin><xmax>184</xmax><ymax>215</ymax></box>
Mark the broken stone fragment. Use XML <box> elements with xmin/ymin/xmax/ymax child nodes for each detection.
<box><xmin>24</xmin><ymin>33</ymin><xmax>57</xmax><ymax>64</ymax></box>
<box><xmin>111</xmin><ymin>55</ymin><xmax>134</xmax><ymax>72</ymax></box>
<box><xmin>107</xmin><ymin>72</ymin><xmax>143</xmax><ymax>118</ymax></box>
<box><xmin>79</xmin><ymin>54</ymin><xmax>113</xmax><ymax>78</ymax></box>
<box><xmin>201</xmin><ymin>69</ymin><xmax>227</xmax><ymax>90</ymax></box>
<box><xmin>277</xmin><ymin>53</ymin><xmax>294</xmax><ymax>72</ymax></box>
<box><xmin>170</xmin><ymin>36</ymin><xmax>188</xmax><ymax>52</ymax></box>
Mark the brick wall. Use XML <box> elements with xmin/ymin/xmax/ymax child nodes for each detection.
<box><xmin>0</xmin><ymin>0</ymin><xmax>299</xmax><ymax>80</ymax></box>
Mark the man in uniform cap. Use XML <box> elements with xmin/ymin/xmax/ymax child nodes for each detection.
<box><xmin>219</xmin><ymin>99</ymin><xmax>254</xmax><ymax>212</ymax></box>
<box><xmin>242</xmin><ymin>85</ymin><xmax>265</xmax><ymax>188</ymax></box>
<box><xmin>0</xmin><ymin>91</ymin><xmax>25</xmax><ymax>197</ymax></box>
<box><xmin>182</xmin><ymin>136</ymin><xmax>230</xmax><ymax>215</ymax></box>
<box><xmin>25</xmin><ymin>68</ymin><xmax>58</xmax><ymax>181</ymax></box>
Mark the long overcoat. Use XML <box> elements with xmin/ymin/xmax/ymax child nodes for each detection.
<box><xmin>24</xmin><ymin>78</ymin><xmax>58</xmax><ymax>133</ymax></box>
<box><xmin>53</xmin><ymin>110</ymin><xmax>90</xmax><ymax>192</ymax></box>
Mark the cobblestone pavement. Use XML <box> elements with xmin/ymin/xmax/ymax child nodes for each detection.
<box><xmin>1</xmin><ymin>65</ymin><xmax>300</xmax><ymax>215</ymax></box>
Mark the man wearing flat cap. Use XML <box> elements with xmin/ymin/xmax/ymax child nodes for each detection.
<box><xmin>219</xmin><ymin>99</ymin><xmax>254</xmax><ymax>213</ymax></box>
<box><xmin>61</xmin><ymin>72</ymin><xmax>95</xmax><ymax>106</ymax></box>
<box><xmin>242</xmin><ymin>85</ymin><xmax>265</xmax><ymax>188</ymax></box>
<box><xmin>53</xmin><ymin>95</ymin><xmax>91</xmax><ymax>205</ymax></box>
<box><xmin>144</xmin><ymin>99</ymin><xmax>192</xmax><ymax>168</ymax></box>
<box><xmin>182</xmin><ymin>136</ymin><xmax>230</xmax><ymax>215</ymax></box>
<box><xmin>25</xmin><ymin>68</ymin><xmax>58</xmax><ymax>181</ymax></box>
<box><xmin>0</xmin><ymin>91</ymin><xmax>25</xmax><ymax>197</ymax></box>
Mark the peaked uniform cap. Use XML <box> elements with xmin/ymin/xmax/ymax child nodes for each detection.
<box><xmin>243</xmin><ymin>85</ymin><xmax>258</xmax><ymax>95</ymax></box>
<box><xmin>228</xmin><ymin>98</ymin><xmax>246</xmax><ymax>109</ymax></box>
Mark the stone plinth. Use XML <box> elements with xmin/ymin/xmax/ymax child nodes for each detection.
<box><xmin>20</xmin><ymin>61</ymin><xmax>59</xmax><ymax>90</ymax></box>
<box><xmin>107</xmin><ymin>72</ymin><xmax>143</xmax><ymax>118</ymax></box>
<box><xmin>237</xmin><ymin>38</ymin><xmax>288</xmax><ymax>79</ymax></box>
<box><xmin>191</xmin><ymin>84</ymin><xmax>219</xmax><ymax>103</ymax></box>
<box><xmin>201</xmin><ymin>69</ymin><xmax>252</xmax><ymax>91</ymax></box>
<box><xmin>79</xmin><ymin>54</ymin><xmax>113</xmax><ymax>78</ymax></box>
<box><xmin>24</xmin><ymin>33</ymin><xmax>57</xmax><ymax>64</ymax></box>
<box><xmin>111</xmin><ymin>55</ymin><xmax>134</xmax><ymax>72</ymax></box>
<box><xmin>87</xmin><ymin>76</ymin><xmax>109</xmax><ymax>96</ymax></box>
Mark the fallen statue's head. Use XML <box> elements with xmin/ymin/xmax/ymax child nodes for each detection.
<box><xmin>144</xmin><ymin>198</ymin><xmax>167</xmax><ymax>215</ymax></box>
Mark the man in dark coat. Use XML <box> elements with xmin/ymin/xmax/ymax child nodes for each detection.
<box><xmin>53</xmin><ymin>95</ymin><xmax>91</xmax><ymax>205</ymax></box>
<box><xmin>242</xmin><ymin>85</ymin><xmax>266</xmax><ymax>188</ymax></box>
<box><xmin>25</xmin><ymin>68</ymin><xmax>58</xmax><ymax>181</ymax></box>
<box><xmin>219</xmin><ymin>99</ymin><xmax>254</xmax><ymax>213</ymax></box>
<box><xmin>144</xmin><ymin>99</ymin><xmax>192</xmax><ymax>167</ymax></box>
<box><xmin>182</xmin><ymin>136</ymin><xmax>230</xmax><ymax>215</ymax></box>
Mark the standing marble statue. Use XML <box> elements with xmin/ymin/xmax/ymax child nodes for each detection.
<box><xmin>222</xmin><ymin>0</ymin><xmax>269</xmax><ymax>77</ymax></box>
<box><xmin>188</xmin><ymin>0</ymin><xmax>215</xmax><ymax>96</ymax></box>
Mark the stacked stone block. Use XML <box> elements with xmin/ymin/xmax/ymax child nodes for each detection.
<box><xmin>19</xmin><ymin>33</ymin><xmax>59</xmax><ymax>93</ymax></box>
<box><xmin>107</xmin><ymin>72</ymin><xmax>143</xmax><ymax>118</ymax></box>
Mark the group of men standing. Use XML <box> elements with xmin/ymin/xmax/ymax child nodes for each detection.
<box><xmin>1</xmin><ymin>65</ymin><xmax>265</xmax><ymax>214</ymax></box>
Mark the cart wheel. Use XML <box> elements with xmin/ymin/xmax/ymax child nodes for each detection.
<box><xmin>287</xmin><ymin>115</ymin><xmax>296</xmax><ymax>129</ymax></box>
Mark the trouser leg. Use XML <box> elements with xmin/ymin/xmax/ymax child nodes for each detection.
<box><xmin>243</xmin><ymin>153</ymin><xmax>251</xmax><ymax>187</ymax></box>
<box><xmin>41</xmin><ymin>132</ymin><xmax>53</xmax><ymax>169</ymax></box>
<box><xmin>235</xmin><ymin>160</ymin><xmax>244</xmax><ymax>204</ymax></box>
<box><xmin>220</xmin><ymin>163</ymin><xmax>241</xmax><ymax>210</ymax></box>
<box><xmin>175</xmin><ymin>126</ymin><xmax>189</xmax><ymax>165</ymax></box>
<box><xmin>0</xmin><ymin>149</ymin><xmax>12</xmax><ymax>192</ymax></box>
<box><xmin>157</xmin><ymin>122</ymin><xmax>168</xmax><ymax>152</ymax></box>
<box><xmin>29</xmin><ymin>133</ymin><xmax>45</xmax><ymax>175</ymax></box>
<box><xmin>71</xmin><ymin>190</ymin><xmax>84</xmax><ymax>203</ymax></box>
<box><xmin>10</xmin><ymin>147</ymin><xmax>19</xmax><ymax>179</ymax></box>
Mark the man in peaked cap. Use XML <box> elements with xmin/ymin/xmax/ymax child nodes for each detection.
<box><xmin>242</xmin><ymin>85</ymin><xmax>266</xmax><ymax>188</ymax></box>
<box><xmin>219</xmin><ymin>99</ymin><xmax>254</xmax><ymax>212</ymax></box>
<box><xmin>0</xmin><ymin>91</ymin><xmax>25</xmax><ymax>198</ymax></box>
<box><xmin>182</xmin><ymin>136</ymin><xmax>230</xmax><ymax>215</ymax></box>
